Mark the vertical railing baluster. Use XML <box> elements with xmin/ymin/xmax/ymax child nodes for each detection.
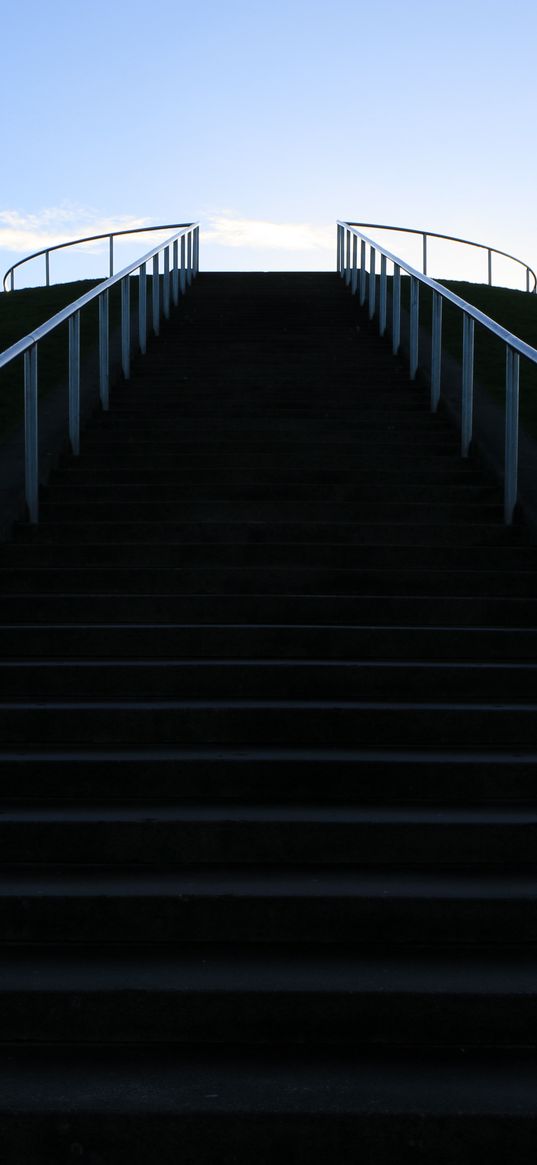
<box><xmin>24</xmin><ymin>343</ymin><xmax>39</xmax><ymax>523</ymax></box>
<box><xmin>172</xmin><ymin>241</ymin><xmax>179</xmax><ymax>306</ymax></box>
<box><xmin>345</xmin><ymin>231</ymin><xmax>351</xmax><ymax>286</ymax></box>
<box><xmin>180</xmin><ymin>236</ymin><xmax>186</xmax><ymax>296</ymax></box>
<box><xmin>379</xmin><ymin>254</ymin><xmax>387</xmax><ymax>336</ymax></box>
<box><xmin>139</xmin><ymin>264</ymin><xmax>147</xmax><ymax>355</ymax></box>
<box><xmin>10</xmin><ymin>270</ymin><xmax>14</xmax><ymax>292</ymax></box>
<box><xmin>163</xmin><ymin>247</ymin><xmax>170</xmax><ymax>320</ymax></box>
<box><xmin>337</xmin><ymin>225</ymin><xmax>343</xmax><ymax>275</ymax></box>
<box><xmin>409</xmin><ymin>276</ymin><xmax>419</xmax><ymax>379</ymax></box>
<box><xmin>69</xmin><ymin>312</ymin><xmax>81</xmax><ymax>455</ymax></box>
<box><xmin>351</xmin><ymin>235</ymin><xmax>358</xmax><ymax>295</ymax></box>
<box><xmin>423</xmin><ymin>233</ymin><xmax>427</xmax><ymax>276</ymax></box>
<box><xmin>121</xmin><ymin>276</ymin><xmax>130</xmax><ymax>379</ymax></box>
<box><xmin>431</xmin><ymin>290</ymin><xmax>443</xmax><ymax>412</ymax></box>
<box><xmin>359</xmin><ymin>241</ymin><xmax>366</xmax><ymax>305</ymax></box>
<box><xmin>187</xmin><ymin>233</ymin><xmax>192</xmax><ymax>286</ymax></box>
<box><xmin>194</xmin><ymin>226</ymin><xmax>200</xmax><ymax>276</ymax></box>
<box><xmin>504</xmin><ymin>346</ymin><xmax>520</xmax><ymax>524</ymax></box>
<box><xmin>461</xmin><ymin>314</ymin><xmax>475</xmax><ymax>456</ymax></box>
<box><xmin>488</xmin><ymin>249</ymin><xmax>492</xmax><ymax>286</ymax></box>
<box><xmin>99</xmin><ymin>291</ymin><xmax>110</xmax><ymax>410</ymax></box>
<box><xmin>45</xmin><ymin>252</ymin><xmax>50</xmax><ymax>287</ymax></box>
<box><xmin>392</xmin><ymin>263</ymin><xmax>401</xmax><ymax>355</ymax></box>
<box><xmin>153</xmin><ymin>254</ymin><xmax>160</xmax><ymax>335</ymax></box>
<box><xmin>109</xmin><ymin>235</ymin><xmax>114</xmax><ymax>278</ymax></box>
<box><xmin>368</xmin><ymin>247</ymin><xmax>376</xmax><ymax>320</ymax></box>
<box><xmin>527</xmin><ymin>268</ymin><xmax>530</xmax><ymax>294</ymax></box>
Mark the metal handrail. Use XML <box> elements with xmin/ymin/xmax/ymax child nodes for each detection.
<box><xmin>0</xmin><ymin>222</ymin><xmax>200</xmax><ymax>523</ymax></box>
<box><xmin>337</xmin><ymin>221</ymin><xmax>537</xmax><ymax>524</ymax></box>
<box><xmin>2</xmin><ymin>223</ymin><xmax>194</xmax><ymax>293</ymax></box>
<box><xmin>345</xmin><ymin>222</ymin><xmax>537</xmax><ymax>294</ymax></box>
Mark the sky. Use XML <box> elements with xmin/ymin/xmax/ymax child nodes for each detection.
<box><xmin>2</xmin><ymin>0</ymin><xmax>536</xmax><ymax>289</ymax></box>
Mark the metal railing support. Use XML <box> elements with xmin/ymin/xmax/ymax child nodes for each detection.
<box><xmin>392</xmin><ymin>264</ymin><xmax>401</xmax><ymax>355</ymax></box>
<box><xmin>163</xmin><ymin>247</ymin><xmax>170</xmax><ymax>320</ymax></box>
<box><xmin>172</xmin><ymin>241</ymin><xmax>179</xmax><ymax>306</ymax></box>
<box><xmin>379</xmin><ymin>254</ymin><xmax>387</xmax><ymax>336</ymax></box>
<box><xmin>152</xmin><ymin>254</ymin><xmax>160</xmax><ymax>335</ymax></box>
<box><xmin>423</xmin><ymin>233</ymin><xmax>427</xmax><ymax>276</ymax></box>
<box><xmin>180</xmin><ymin>236</ymin><xmax>186</xmax><ymax>295</ymax></box>
<box><xmin>99</xmin><ymin>290</ymin><xmax>110</xmax><ymax>410</ymax></box>
<box><xmin>359</xmin><ymin>241</ymin><xmax>366</xmax><ymax>305</ymax></box>
<box><xmin>69</xmin><ymin>311</ymin><xmax>81</xmax><ymax>455</ymax></box>
<box><xmin>505</xmin><ymin>347</ymin><xmax>520</xmax><ymax>524</ymax></box>
<box><xmin>368</xmin><ymin>247</ymin><xmax>376</xmax><ymax>320</ymax></box>
<box><xmin>409</xmin><ymin>276</ymin><xmax>419</xmax><ymax>379</ymax></box>
<box><xmin>488</xmin><ymin>249</ymin><xmax>492</xmax><ymax>286</ymax></box>
<box><xmin>431</xmin><ymin>290</ymin><xmax>443</xmax><ymax>412</ymax></box>
<box><xmin>139</xmin><ymin>264</ymin><xmax>147</xmax><ymax>355</ymax></box>
<box><xmin>45</xmin><ymin>252</ymin><xmax>50</xmax><ymax>287</ymax></box>
<box><xmin>351</xmin><ymin>235</ymin><xmax>358</xmax><ymax>295</ymax></box>
<box><xmin>24</xmin><ymin>344</ymin><xmax>38</xmax><ymax>523</ymax></box>
<box><xmin>461</xmin><ymin>314</ymin><xmax>475</xmax><ymax>456</ymax></box>
<box><xmin>109</xmin><ymin>235</ymin><xmax>114</xmax><ymax>278</ymax></box>
<box><xmin>345</xmin><ymin>231</ymin><xmax>351</xmax><ymax>286</ymax></box>
<box><xmin>121</xmin><ymin>276</ymin><xmax>130</xmax><ymax>379</ymax></box>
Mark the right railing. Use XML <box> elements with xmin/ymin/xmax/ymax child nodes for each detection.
<box><xmin>337</xmin><ymin>221</ymin><xmax>537</xmax><ymax>524</ymax></box>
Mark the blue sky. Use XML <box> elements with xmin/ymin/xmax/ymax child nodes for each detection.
<box><xmin>2</xmin><ymin>0</ymin><xmax>536</xmax><ymax>287</ymax></box>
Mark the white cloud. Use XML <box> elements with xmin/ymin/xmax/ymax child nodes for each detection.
<box><xmin>0</xmin><ymin>204</ymin><xmax>150</xmax><ymax>254</ymax></box>
<box><xmin>203</xmin><ymin>214</ymin><xmax>334</xmax><ymax>253</ymax></box>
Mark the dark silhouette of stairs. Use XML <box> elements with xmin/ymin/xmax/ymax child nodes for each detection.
<box><xmin>2</xmin><ymin>272</ymin><xmax>537</xmax><ymax>1163</ymax></box>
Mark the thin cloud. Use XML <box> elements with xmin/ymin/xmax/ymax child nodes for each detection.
<box><xmin>203</xmin><ymin>214</ymin><xmax>333</xmax><ymax>252</ymax></box>
<box><xmin>0</xmin><ymin>204</ymin><xmax>150</xmax><ymax>254</ymax></box>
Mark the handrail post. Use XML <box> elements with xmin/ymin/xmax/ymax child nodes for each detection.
<box><xmin>409</xmin><ymin>276</ymin><xmax>419</xmax><ymax>379</ymax></box>
<box><xmin>10</xmin><ymin>270</ymin><xmax>14</xmax><ymax>292</ymax></box>
<box><xmin>392</xmin><ymin>263</ymin><xmax>401</xmax><ymax>355</ymax></box>
<box><xmin>194</xmin><ymin>226</ymin><xmax>200</xmax><ymax>276</ymax></box>
<box><xmin>488</xmin><ymin>249</ymin><xmax>492</xmax><ymax>286</ymax></box>
<box><xmin>379</xmin><ymin>254</ymin><xmax>387</xmax><ymax>336</ymax></box>
<box><xmin>163</xmin><ymin>247</ymin><xmax>170</xmax><ymax>320</ymax></box>
<box><xmin>187</xmin><ymin>232</ymin><xmax>192</xmax><ymax>286</ymax></box>
<box><xmin>337</xmin><ymin>225</ymin><xmax>342</xmax><ymax>275</ymax></box>
<box><xmin>431</xmin><ymin>290</ymin><xmax>443</xmax><ymax>412</ymax></box>
<box><xmin>24</xmin><ymin>343</ymin><xmax>39</xmax><ymax>523</ymax></box>
<box><xmin>504</xmin><ymin>346</ymin><xmax>520</xmax><ymax>524</ymax></box>
<box><xmin>109</xmin><ymin>235</ymin><xmax>114</xmax><ymax>278</ymax></box>
<box><xmin>345</xmin><ymin>230</ymin><xmax>351</xmax><ymax>286</ymax></box>
<box><xmin>99</xmin><ymin>290</ymin><xmax>110</xmax><ymax>410</ymax></box>
<box><xmin>351</xmin><ymin>235</ymin><xmax>358</xmax><ymax>295</ymax></box>
<box><xmin>368</xmin><ymin>247</ymin><xmax>376</xmax><ymax>320</ymax></box>
<box><xmin>152</xmin><ymin>254</ymin><xmax>160</xmax><ymax>335</ymax></box>
<box><xmin>172</xmin><ymin>241</ymin><xmax>179</xmax><ymax>306</ymax></box>
<box><xmin>461</xmin><ymin>313</ymin><xmax>475</xmax><ymax>456</ymax></box>
<box><xmin>69</xmin><ymin>311</ymin><xmax>81</xmax><ymax>455</ymax></box>
<box><xmin>422</xmin><ymin>233</ymin><xmax>427</xmax><ymax>276</ymax></box>
<box><xmin>139</xmin><ymin>263</ymin><xmax>147</xmax><ymax>355</ymax></box>
<box><xmin>359</xmin><ymin>241</ymin><xmax>366</xmax><ymax>305</ymax></box>
<box><xmin>121</xmin><ymin>277</ymin><xmax>131</xmax><ymax>379</ymax></box>
<box><xmin>527</xmin><ymin>268</ymin><xmax>531</xmax><ymax>294</ymax></box>
<box><xmin>45</xmin><ymin>252</ymin><xmax>50</xmax><ymax>287</ymax></box>
<box><xmin>180</xmin><ymin>236</ymin><xmax>186</xmax><ymax>295</ymax></box>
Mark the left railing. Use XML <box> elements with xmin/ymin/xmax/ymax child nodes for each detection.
<box><xmin>0</xmin><ymin>222</ymin><xmax>200</xmax><ymax>523</ymax></box>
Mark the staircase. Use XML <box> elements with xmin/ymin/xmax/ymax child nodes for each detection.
<box><xmin>2</xmin><ymin>272</ymin><xmax>537</xmax><ymax>1164</ymax></box>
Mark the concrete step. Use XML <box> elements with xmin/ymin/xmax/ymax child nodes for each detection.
<box><xmin>1</xmin><ymin>943</ymin><xmax>537</xmax><ymax>1047</ymax></box>
<box><xmin>2</xmin><ymin>865</ymin><xmax>537</xmax><ymax>943</ymax></box>
<box><xmin>2</xmin><ymin>699</ymin><xmax>537</xmax><ymax>747</ymax></box>
<box><xmin>1</xmin><ymin>804</ymin><xmax>537</xmax><ymax>865</ymax></box>
<box><xmin>2</xmin><ymin>1044</ymin><xmax>537</xmax><ymax>1164</ymax></box>
<box><xmin>1</xmin><ymin>747</ymin><xmax>536</xmax><ymax>803</ymax></box>
<box><xmin>3</xmin><ymin>660</ymin><xmax>537</xmax><ymax>701</ymax></box>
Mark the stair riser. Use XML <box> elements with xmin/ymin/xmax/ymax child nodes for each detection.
<box><xmin>2</xmin><ymin>705</ymin><xmax>537</xmax><ymax>747</ymax></box>
<box><xmin>1</xmin><ymin>820</ymin><xmax>536</xmax><ymax>864</ymax></box>
<box><xmin>1</xmin><ymin>755</ymin><xmax>535</xmax><ymax>803</ymax></box>
<box><xmin>2</xmin><ymin>663</ymin><xmax>537</xmax><ymax>701</ymax></box>
<box><xmin>1</xmin><ymin>991</ymin><xmax>536</xmax><ymax>1047</ymax></box>
<box><xmin>1</xmin><ymin>896</ymin><xmax>536</xmax><ymax>944</ymax></box>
